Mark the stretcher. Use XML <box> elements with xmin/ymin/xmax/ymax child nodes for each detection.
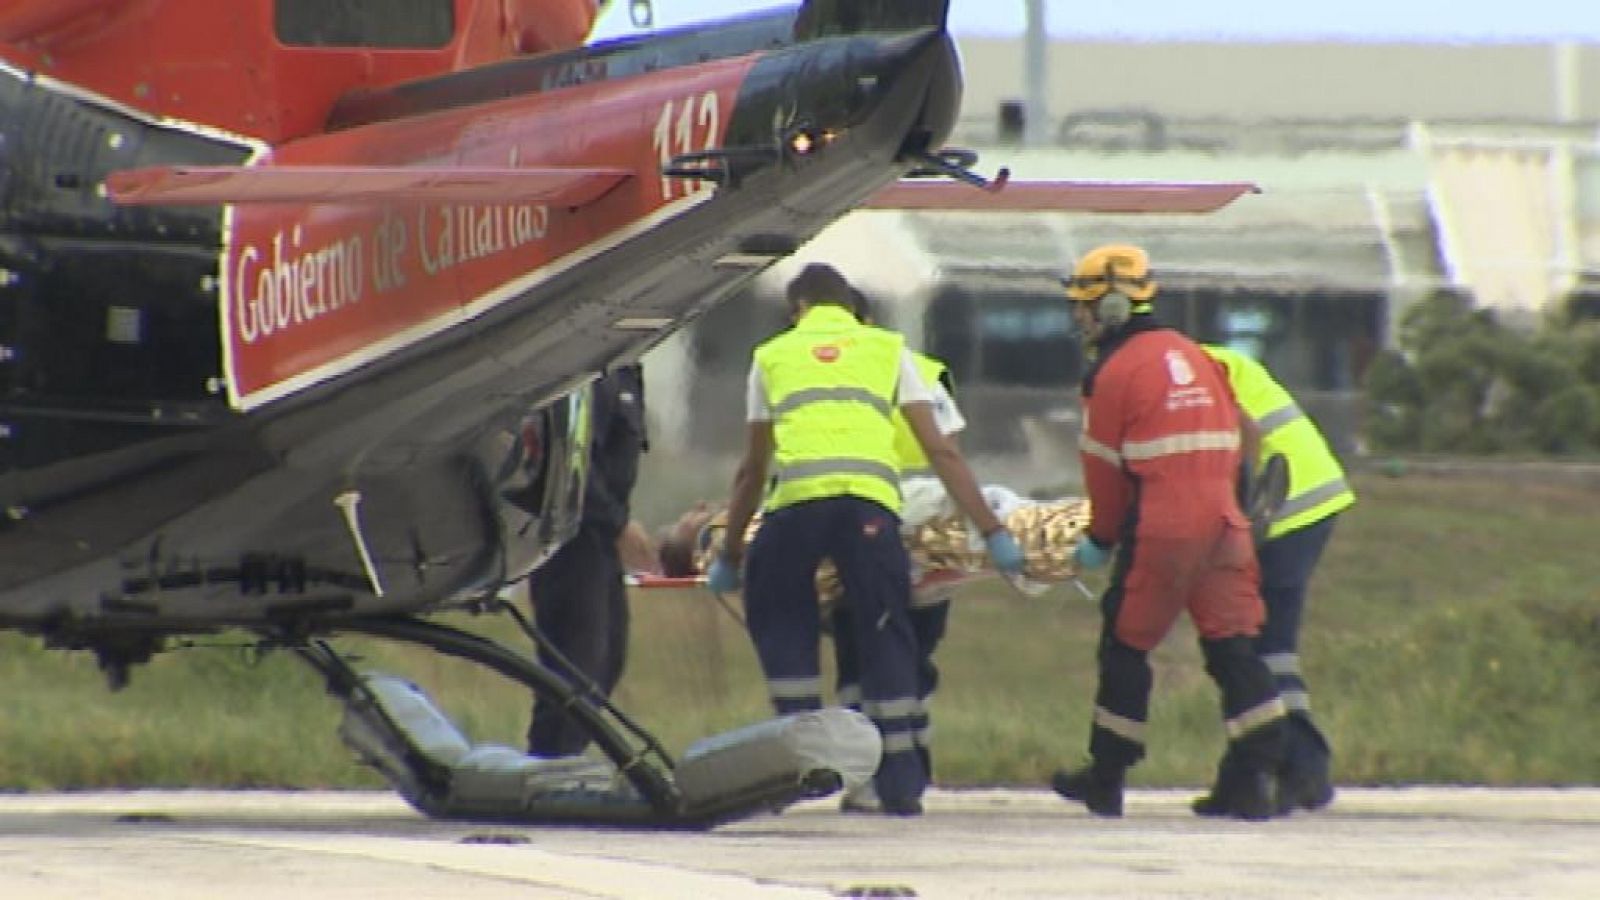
<box><xmin>636</xmin><ymin>492</ymin><xmax>1094</xmax><ymax>600</ymax></box>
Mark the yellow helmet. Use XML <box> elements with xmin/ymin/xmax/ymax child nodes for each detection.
<box><xmin>1062</xmin><ymin>243</ymin><xmax>1158</xmax><ymax>303</ymax></box>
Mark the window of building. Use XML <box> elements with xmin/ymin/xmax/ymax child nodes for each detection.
<box><xmin>1220</xmin><ymin>305</ymin><xmax>1273</xmax><ymax>361</ymax></box>
<box><xmin>927</xmin><ymin>283</ymin><xmax>1081</xmax><ymax>388</ymax></box>
<box><xmin>276</xmin><ymin>0</ymin><xmax>455</xmax><ymax>48</ymax></box>
<box><xmin>1185</xmin><ymin>287</ymin><xmax>1382</xmax><ymax>392</ymax></box>
<box><xmin>1569</xmin><ymin>288</ymin><xmax>1600</xmax><ymax>320</ymax></box>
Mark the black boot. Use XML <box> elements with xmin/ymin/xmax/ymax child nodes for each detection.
<box><xmin>1277</xmin><ymin>713</ymin><xmax>1334</xmax><ymax>813</ymax></box>
<box><xmin>1196</xmin><ymin>635</ymin><xmax>1286</xmax><ymax>821</ymax></box>
<box><xmin>1051</xmin><ymin>763</ymin><xmax>1125</xmax><ymax>818</ymax></box>
<box><xmin>1193</xmin><ymin>757</ymin><xmax>1277</xmax><ymax>821</ymax></box>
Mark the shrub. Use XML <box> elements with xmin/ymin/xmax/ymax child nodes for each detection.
<box><xmin>1360</xmin><ymin>349</ymin><xmax>1421</xmax><ymax>451</ymax></box>
<box><xmin>1363</xmin><ymin>291</ymin><xmax>1600</xmax><ymax>454</ymax></box>
<box><xmin>1532</xmin><ymin>384</ymin><xmax>1600</xmax><ymax>453</ymax></box>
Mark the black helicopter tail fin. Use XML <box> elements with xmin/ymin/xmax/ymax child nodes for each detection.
<box><xmin>796</xmin><ymin>0</ymin><xmax>950</xmax><ymax>37</ymax></box>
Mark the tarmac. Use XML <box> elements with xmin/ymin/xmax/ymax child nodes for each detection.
<box><xmin>2</xmin><ymin>787</ymin><xmax>1597</xmax><ymax>898</ymax></box>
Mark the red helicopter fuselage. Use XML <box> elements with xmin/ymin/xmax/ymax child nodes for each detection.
<box><xmin>0</xmin><ymin>0</ymin><xmax>965</xmax><ymax>665</ymax></box>
<box><xmin>0</xmin><ymin>0</ymin><xmax>600</xmax><ymax>143</ymax></box>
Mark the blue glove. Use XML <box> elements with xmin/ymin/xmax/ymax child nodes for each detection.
<box><xmin>1074</xmin><ymin>537</ymin><xmax>1111</xmax><ymax>572</ymax></box>
<box><xmin>706</xmin><ymin>554</ymin><xmax>742</xmax><ymax>594</ymax></box>
<box><xmin>984</xmin><ymin>529</ymin><xmax>1025</xmax><ymax>577</ymax></box>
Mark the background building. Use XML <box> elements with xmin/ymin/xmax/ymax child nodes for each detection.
<box><xmin>634</xmin><ymin>34</ymin><xmax>1600</xmax><ymax>517</ymax></box>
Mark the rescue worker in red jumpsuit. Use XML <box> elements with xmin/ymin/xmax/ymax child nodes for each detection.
<box><xmin>1051</xmin><ymin>244</ymin><xmax>1287</xmax><ymax>820</ymax></box>
<box><xmin>706</xmin><ymin>263</ymin><xmax>1025</xmax><ymax>816</ymax></box>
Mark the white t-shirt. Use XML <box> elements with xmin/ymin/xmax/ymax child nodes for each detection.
<box><xmin>745</xmin><ymin>347</ymin><xmax>938</xmax><ymax>422</ymax></box>
<box><xmin>900</xmin><ymin>480</ymin><xmax>1023</xmax><ymax>532</ymax></box>
<box><xmin>925</xmin><ymin>377</ymin><xmax>967</xmax><ymax>437</ymax></box>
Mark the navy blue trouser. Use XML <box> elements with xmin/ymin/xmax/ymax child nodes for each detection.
<box><xmin>745</xmin><ymin>496</ymin><xmax>925</xmax><ymax>807</ymax></box>
<box><xmin>832</xmin><ymin>595</ymin><xmax>949</xmax><ymax>777</ymax></box>
<box><xmin>1258</xmin><ymin>514</ymin><xmax>1338</xmax><ymax>769</ymax></box>
<box><xmin>526</xmin><ymin>523</ymin><xmax>630</xmax><ymax>757</ymax></box>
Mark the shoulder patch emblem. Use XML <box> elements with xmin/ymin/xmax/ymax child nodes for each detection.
<box><xmin>1164</xmin><ymin>349</ymin><xmax>1196</xmax><ymax>386</ymax></box>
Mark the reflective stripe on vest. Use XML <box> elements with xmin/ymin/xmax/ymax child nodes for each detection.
<box><xmin>774</xmin><ymin>386</ymin><xmax>895</xmax><ymax>420</ymax></box>
<box><xmin>773</xmin><ymin>457</ymin><xmax>901</xmax><ymax>489</ymax></box>
<box><xmin>1203</xmin><ymin>345</ymin><xmax>1355</xmax><ymax>538</ymax></box>
<box><xmin>892</xmin><ymin>353</ymin><xmax>948</xmax><ymax>476</ymax></box>
<box><xmin>756</xmin><ymin>305</ymin><xmax>904</xmax><ymax>513</ymax></box>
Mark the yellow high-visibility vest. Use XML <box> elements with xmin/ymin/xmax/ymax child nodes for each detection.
<box><xmin>1204</xmin><ymin>345</ymin><xmax>1355</xmax><ymax>538</ymax></box>
<box><xmin>756</xmin><ymin>305</ymin><xmax>904</xmax><ymax>514</ymax></box>
<box><xmin>891</xmin><ymin>352</ymin><xmax>949</xmax><ymax>478</ymax></box>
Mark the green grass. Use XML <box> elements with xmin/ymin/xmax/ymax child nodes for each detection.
<box><xmin>0</xmin><ymin>470</ymin><xmax>1596</xmax><ymax>789</ymax></box>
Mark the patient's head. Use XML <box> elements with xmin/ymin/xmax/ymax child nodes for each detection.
<box><xmin>657</xmin><ymin>502</ymin><xmax>718</xmax><ymax>577</ymax></box>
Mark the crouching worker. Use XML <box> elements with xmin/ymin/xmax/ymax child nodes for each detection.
<box><xmin>705</xmin><ymin>263</ymin><xmax>1025</xmax><ymax>817</ymax></box>
<box><xmin>1054</xmin><ymin>244</ymin><xmax>1287</xmax><ymax>820</ymax></box>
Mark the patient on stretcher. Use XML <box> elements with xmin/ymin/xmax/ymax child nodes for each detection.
<box><xmin>655</xmin><ymin>480</ymin><xmax>1092</xmax><ymax>596</ymax></box>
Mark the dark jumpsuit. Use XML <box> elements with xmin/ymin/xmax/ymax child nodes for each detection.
<box><xmin>526</xmin><ymin>364</ymin><xmax>646</xmax><ymax>756</ymax></box>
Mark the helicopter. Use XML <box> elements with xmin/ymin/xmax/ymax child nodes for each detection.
<box><xmin>0</xmin><ymin>0</ymin><xmax>1253</xmax><ymax>827</ymax></box>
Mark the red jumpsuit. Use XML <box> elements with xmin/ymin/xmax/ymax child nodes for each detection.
<box><xmin>1077</xmin><ymin>319</ymin><xmax>1283</xmax><ymax>776</ymax></box>
<box><xmin>1079</xmin><ymin>328</ymin><xmax>1263</xmax><ymax>650</ymax></box>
